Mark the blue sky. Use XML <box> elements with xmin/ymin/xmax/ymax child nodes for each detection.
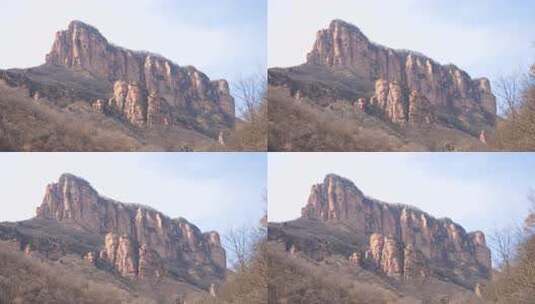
<box><xmin>0</xmin><ymin>153</ymin><xmax>266</xmax><ymax>236</ymax></box>
<box><xmin>0</xmin><ymin>0</ymin><xmax>266</xmax><ymax>109</ymax></box>
<box><xmin>269</xmin><ymin>0</ymin><xmax>535</xmax><ymax>105</ymax></box>
<box><xmin>269</xmin><ymin>153</ymin><xmax>535</xmax><ymax>240</ymax></box>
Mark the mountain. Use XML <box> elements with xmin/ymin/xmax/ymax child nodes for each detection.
<box><xmin>268</xmin><ymin>20</ymin><xmax>497</xmax><ymax>151</ymax></box>
<box><xmin>268</xmin><ymin>174</ymin><xmax>491</xmax><ymax>303</ymax></box>
<box><xmin>0</xmin><ymin>174</ymin><xmax>226</xmax><ymax>303</ymax></box>
<box><xmin>0</xmin><ymin>20</ymin><xmax>236</xmax><ymax>151</ymax></box>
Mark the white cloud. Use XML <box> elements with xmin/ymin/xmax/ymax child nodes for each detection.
<box><xmin>0</xmin><ymin>0</ymin><xmax>265</xmax><ymax>86</ymax></box>
<box><xmin>268</xmin><ymin>153</ymin><xmax>534</xmax><ymax>236</ymax></box>
<box><xmin>268</xmin><ymin>0</ymin><xmax>533</xmax><ymax>80</ymax></box>
<box><xmin>0</xmin><ymin>153</ymin><xmax>266</xmax><ymax>235</ymax></box>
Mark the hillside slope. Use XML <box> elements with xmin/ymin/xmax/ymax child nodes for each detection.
<box><xmin>0</xmin><ymin>20</ymin><xmax>239</xmax><ymax>151</ymax></box>
<box><xmin>268</xmin><ymin>19</ymin><xmax>497</xmax><ymax>151</ymax></box>
<box><xmin>268</xmin><ymin>174</ymin><xmax>491</xmax><ymax>303</ymax></box>
<box><xmin>0</xmin><ymin>174</ymin><xmax>227</xmax><ymax>303</ymax></box>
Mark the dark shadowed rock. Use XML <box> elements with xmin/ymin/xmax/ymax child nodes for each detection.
<box><xmin>270</xmin><ymin>19</ymin><xmax>496</xmax><ymax>137</ymax></box>
<box><xmin>1</xmin><ymin>20</ymin><xmax>235</xmax><ymax>138</ymax></box>
<box><xmin>270</xmin><ymin>173</ymin><xmax>491</xmax><ymax>289</ymax></box>
<box><xmin>6</xmin><ymin>173</ymin><xmax>226</xmax><ymax>289</ymax></box>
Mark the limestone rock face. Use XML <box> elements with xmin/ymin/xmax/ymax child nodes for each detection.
<box><xmin>365</xmin><ymin>233</ymin><xmax>402</xmax><ymax>277</ymax></box>
<box><xmin>84</xmin><ymin>251</ymin><xmax>97</xmax><ymax>265</ymax></box>
<box><xmin>403</xmin><ymin>244</ymin><xmax>428</xmax><ymax>279</ymax></box>
<box><xmin>301</xmin><ymin>174</ymin><xmax>491</xmax><ymax>283</ymax></box>
<box><xmin>92</xmin><ymin>99</ymin><xmax>106</xmax><ymax>113</ymax></box>
<box><xmin>138</xmin><ymin>244</ymin><xmax>165</xmax><ymax>280</ymax></box>
<box><xmin>305</xmin><ymin>19</ymin><xmax>496</xmax><ymax>130</ymax></box>
<box><xmin>101</xmin><ymin>233</ymin><xmax>138</xmax><ymax>279</ymax></box>
<box><xmin>45</xmin><ymin>20</ymin><xmax>234</xmax><ymax>134</ymax></box>
<box><xmin>204</xmin><ymin>231</ymin><xmax>226</xmax><ymax>271</ymax></box>
<box><xmin>369</xmin><ymin>80</ymin><xmax>407</xmax><ymax>124</ymax></box>
<box><xmin>106</xmin><ymin>81</ymin><xmax>171</xmax><ymax>127</ymax></box>
<box><xmin>380</xmin><ymin>235</ymin><xmax>403</xmax><ymax>277</ymax></box>
<box><xmin>36</xmin><ymin>173</ymin><xmax>226</xmax><ymax>281</ymax></box>
<box><xmin>349</xmin><ymin>251</ymin><xmax>362</xmax><ymax>266</ymax></box>
<box><xmin>470</xmin><ymin>231</ymin><xmax>492</xmax><ymax>271</ymax></box>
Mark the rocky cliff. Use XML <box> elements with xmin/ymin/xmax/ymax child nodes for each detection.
<box><xmin>2</xmin><ymin>21</ymin><xmax>234</xmax><ymax>137</ymax></box>
<box><xmin>271</xmin><ymin>174</ymin><xmax>491</xmax><ymax>288</ymax></box>
<box><xmin>271</xmin><ymin>19</ymin><xmax>496</xmax><ymax>135</ymax></box>
<box><xmin>29</xmin><ymin>173</ymin><xmax>226</xmax><ymax>283</ymax></box>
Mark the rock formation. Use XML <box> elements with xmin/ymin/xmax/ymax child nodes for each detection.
<box><xmin>284</xmin><ymin>174</ymin><xmax>491</xmax><ymax>286</ymax></box>
<box><xmin>35</xmin><ymin>173</ymin><xmax>226</xmax><ymax>281</ymax></box>
<box><xmin>272</xmin><ymin>19</ymin><xmax>496</xmax><ymax>134</ymax></box>
<box><xmin>3</xmin><ymin>20</ymin><xmax>235</xmax><ymax>136</ymax></box>
<box><xmin>100</xmin><ymin>233</ymin><xmax>139</xmax><ymax>278</ymax></box>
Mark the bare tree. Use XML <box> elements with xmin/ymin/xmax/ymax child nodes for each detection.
<box><xmin>524</xmin><ymin>190</ymin><xmax>535</xmax><ymax>235</ymax></box>
<box><xmin>490</xmin><ymin>225</ymin><xmax>522</xmax><ymax>273</ymax></box>
<box><xmin>495</xmin><ymin>73</ymin><xmax>525</xmax><ymax>119</ymax></box>
<box><xmin>225</xmin><ymin>226</ymin><xmax>256</xmax><ymax>270</ymax></box>
<box><xmin>493</xmin><ymin>63</ymin><xmax>535</xmax><ymax>150</ymax></box>
<box><xmin>220</xmin><ymin>73</ymin><xmax>267</xmax><ymax>151</ymax></box>
<box><xmin>233</xmin><ymin>74</ymin><xmax>267</xmax><ymax>124</ymax></box>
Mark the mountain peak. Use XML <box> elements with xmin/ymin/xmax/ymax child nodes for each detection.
<box><xmin>306</xmin><ymin>19</ymin><xmax>370</xmax><ymax>67</ymax></box>
<box><xmin>33</xmin><ymin>174</ymin><xmax>226</xmax><ymax>282</ymax></box>
<box><xmin>329</xmin><ymin>19</ymin><xmax>365</xmax><ymax>34</ymax></box>
<box><xmin>282</xmin><ymin>174</ymin><xmax>492</xmax><ymax>288</ymax></box>
<box><xmin>298</xmin><ymin>18</ymin><xmax>497</xmax><ymax>131</ymax></box>
<box><xmin>304</xmin><ymin>174</ymin><xmax>364</xmax><ymax>220</ymax></box>
<box><xmin>43</xmin><ymin>20</ymin><xmax>235</xmax><ymax>134</ymax></box>
<box><xmin>323</xmin><ymin>173</ymin><xmax>358</xmax><ymax>186</ymax></box>
<box><xmin>67</xmin><ymin>20</ymin><xmax>104</xmax><ymax>35</ymax></box>
<box><xmin>58</xmin><ymin>172</ymin><xmax>91</xmax><ymax>185</ymax></box>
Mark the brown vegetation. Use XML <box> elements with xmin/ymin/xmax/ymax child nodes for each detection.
<box><xmin>194</xmin><ymin>222</ymin><xmax>268</xmax><ymax>304</ymax></box>
<box><xmin>205</xmin><ymin>75</ymin><xmax>268</xmax><ymax>151</ymax></box>
<box><xmin>0</xmin><ymin>82</ymin><xmax>218</xmax><ymax>151</ymax></box>
<box><xmin>482</xmin><ymin>194</ymin><xmax>535</xmax><ymax>303</ymax></box>
<box><xmin>493</xmin><ymin>65</ymin><xmax>535</xmax><ymax>150</ymax></box>
<box><xmin>267</xmin><ymin>245</ymin><xmax>395</xmax><ymax>304</ymax></box>
<box><xmin>267</xmin><ymin>87</ymin><xmax>487</xmax><ymax>151</ymax></box>
<box><xmin>267</xmin><ymin>87</ymin><xmax>400</xmax><ymax>151</ymax></box>
<box><xmin>0</xmin><ymin>247</ymin><xmax>127</xmax><ymax>304</ymax></box>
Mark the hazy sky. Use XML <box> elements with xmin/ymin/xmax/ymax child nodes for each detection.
<box><xmin>0</xmin><ymin>153</ymin><xmax>266</xmax><ymax>235</ymax></box>
<box><xmin>0</xmin><ymin>0</ymin><xmax>266</xmax><ymax>104</ymax></box>
<box><xmin>269</xmin><ymin>0</ymin><xmax>534</xmax><ymax>83</ymax></box>
<box><xmin>268</xmin><ymin>153</ymin><xmax>535</xmax><ymax>237</ymax></box>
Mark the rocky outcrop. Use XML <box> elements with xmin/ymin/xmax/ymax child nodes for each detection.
<box><xmin>101</xmin><ymin>233</ymin><xmax>138</xmax><ymax>279</ymax></box>
<box><xmin>369</xmin><ymin>80</ymin><xmax>407</xmax><ymax>125</ymax></box>
<box><xmin>365</xmin><ymin>233</ymin><xmax>403</xmax><ymax>277</ymax></box>
<box><xmin>35</xmin><ymin>173</ymin><xmax>226</xmax><ymax>281</ymax></box>
<box><xmin>403</xmin><ymin>244</ymin><xmax>429</xmax><ymax>279</ymax></box>
<box><xmin>299</xmin><ymin>174</ymin><xmax>491</xmax><ymax>284</ymax></box>
<box><xmin>43</xmin><ymin>20</ymin><xmax>234</xmax><ymax>134</ymax></box>
<box><xmin>278</xmin><ymin>19</ymin><xmax>496</xmax><ymax>133</ymax></box>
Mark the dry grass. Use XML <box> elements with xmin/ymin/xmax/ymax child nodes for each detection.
<box><xmin>267</xmin><ymin>87</ymin><xmax>395</xmax><ymax>151</ymax></box>
<box><xmin>482</xmin><ymin>236</ymin><xmax>535</xmax><ymax>303</ymax></box>
<box><xmin>493</xmin><ymin>85</ymin><xmax>535</xmax><ymax>151</ymax></box>
<box><xmin>267</xmin><ymin>87</ymin><xmax>489</xmax><ymax>152</ymax></box>
<box><xmin>490</xmin><ymin>63</ymin><xmax>535</xmax><ymax>151</ymax></box>
<box><xmin>194</xmin><ymin>225</ymin><xmax>268</xmax><ymax>304</ymax></box>
<box><xmin>224</xmin><ymin>98</ymin><xmax>268</xmax><ymax>151</ymax></box>
<box><xmin>0</xmin><ymin>82</ymin><xmax>218</xmax><ymax>151</ymax></box>
<box><xmin>267</xmin><ymin>244</ymin><xmax>394</xmax><ymax>304</ymax></box>
<box><xmin>482</xmin><ymin>199</ymin><xmax>535</xmax><ymax>303</ymax></box>
<box><xmin>0</xmin><ymin>83</ymin><xmax>142</xmax><ymax>151</ymax></box>
<box><xmin>0</xmin><ymin>247</ymin><xmax>127</xmax><ymax>304</ymax></box>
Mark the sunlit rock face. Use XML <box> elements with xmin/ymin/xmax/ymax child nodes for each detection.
<box><xmin>45</xmin><ymin>20</ymin><xmax>235</xmax><ymax>134</ymax></box>
<box><xmin>36</xmin><ymin>173</ymin><xmax>226</xmax><ymax>280</ymax></box>
<box><xmin>297</xmin><ymin>174</ymin><xmax>492</xmax><ymax>284</ymax></box>
<box><xmin>303</xmin><ymin>19</ymin><xmax>496</xmax><ymax>130</ymax></box>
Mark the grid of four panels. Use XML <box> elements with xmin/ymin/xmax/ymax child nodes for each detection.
<box><xmin>1</xmin><ymin>1</ymin><xmax>534</xmax><ymax>303</ymax></box>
